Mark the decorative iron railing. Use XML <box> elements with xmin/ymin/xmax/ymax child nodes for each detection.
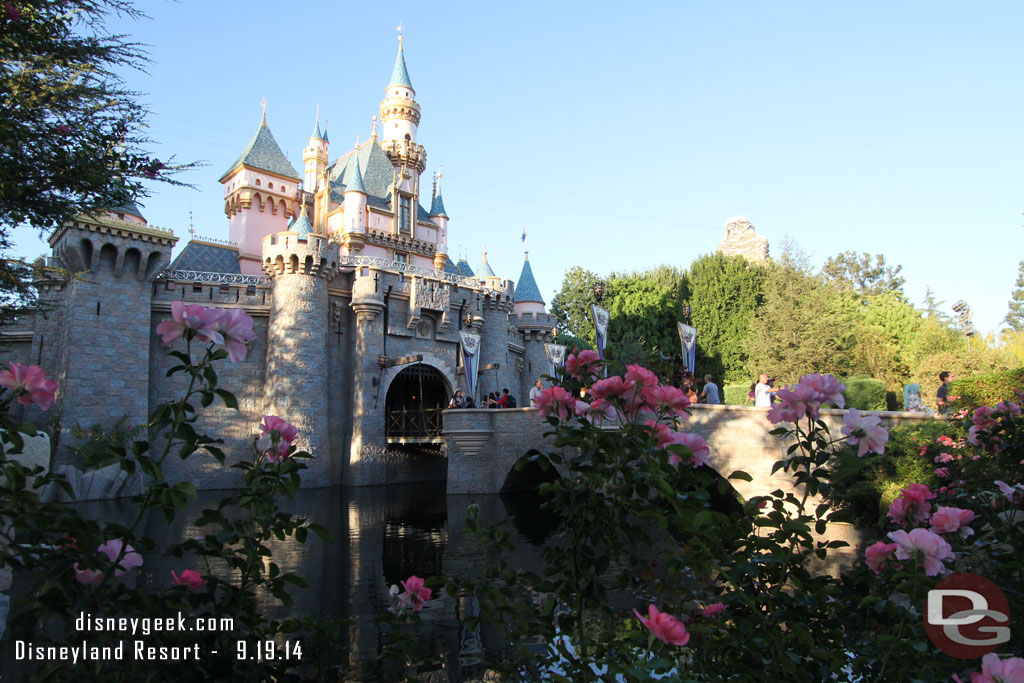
<box><xmin>158</xmin><ymin>270</ymin><xmax>270</xmax><ymax>286</ymax></box>
<box><xmin>386</xmin><ymin>407</ymin><xmax>444</xmax><ymax>438</ymax></box>
<box><xmin>339</xmin><ymin>254</ymin><xmax>475</xmax><ymax>285</ymax></box>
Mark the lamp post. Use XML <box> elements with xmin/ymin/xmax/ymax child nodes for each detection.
<box><xmin>593</xmin><ymin>281</ymin><xmax>605</xmax><ymax>305</ymax></box>
<box><xmin>952</xmin><ymin>300</ymin><xmax>976</xmax><ymax>352</ymax></box>
<box><xmin>682</xmin><ymin>304</ymin><xmax>692</xmax><ymax>326</ymax></box>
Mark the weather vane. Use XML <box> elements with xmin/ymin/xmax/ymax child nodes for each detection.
<box><xmin>396</xmin><ymin>22</ymin><xmax>404</xmax><ymax>47</ymax></box>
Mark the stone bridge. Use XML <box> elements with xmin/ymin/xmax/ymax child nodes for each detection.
<box><xmin>444</xmin><ymin>404</ymin><xmax>934</xmax><ymax>498</ymax></box>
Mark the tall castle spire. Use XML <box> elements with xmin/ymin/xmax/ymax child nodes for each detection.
<box><xmin>380</xmin><ymin>30</ymin><xmax>421</xmax><ymax>146</ymax></box>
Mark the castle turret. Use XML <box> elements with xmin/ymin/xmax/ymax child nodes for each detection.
<box><xmin>379</xmin><ymin>32</ymin><xmax>426</xmax><ymax>228</ymax></box>
<box><xmin>44</xmin><ymin>211</ymin><xmax>178</xmax><ymax>464</ymax></box>
<box><xmin>341</xmin><ymin>157</ymin><xmax>367</xmax><ymax>254</ymax></box>
<box><xmin>379</xmin><ymin>34</ymin><xmax>420</xmax><ymax>145</ymax></box>
<box><xmin>477</xmin><ymin>246</ymin><xmax>502</xmax><ymax>290</ymax></box>
<box><xmin>513</xmin><ymin>252</ymin><xmax>546</xmax><ymax>317</ymax></box>
<box><xmin>262</xmin><ymin>230</ymin><xmax>340</xmax><ymax>484</ymax></box>
<box><xmin>303</xmin><ymin>112</ymin><xmax>328</xmax><ymax>193</ymax></box>
<box><xmin>220</xmin><ymin>105</ymin><xmax>300</xmax><ymax>275</ymax></box>
<box><xmin>429</xmin><ymin>170</ymin><xmax>449</xmax><ymax>270</ymax></box>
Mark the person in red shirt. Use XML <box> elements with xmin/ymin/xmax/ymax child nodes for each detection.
<box><xmin>497</xmin><ymin>388</ymin><xmax>509</xmax><ymax>408</ymax></box>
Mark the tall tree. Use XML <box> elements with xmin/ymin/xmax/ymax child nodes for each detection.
<box><xmin>1004</xmin><ymin>260</ymin><xmax>1024</xmax><ymax>331</ymax></box>
<box><xmin>688</xmin><ymin>252</ymin><xmax>765</xmax><ymax>383</ymax></box>
<box><xmin>821</xmin><ymin>251</ymin><xmax>906</xmax><ymax>300</ymax></box>
<box><xmin>745</xmin><ymin>263</ymin><xmax>857</xmax><ymax>383</ymax></box>
<box><xmin>921</xmin><ymin>286</ymin><xmax>950</xmax><ymax>323</ymax></box>
<box><xmin>604</xmin><ymin>276</ymin><xmax>683</xmax><ymax>365</ymax></box>
<box><xmin>550</xmin><ymin>266</ymin><xmax>603</xmax><ymax>344</ymax></box>
<box><xmin>1</xmin><ymin>0</ymin><xmax>192</xmax><ymax>320</ymax></box>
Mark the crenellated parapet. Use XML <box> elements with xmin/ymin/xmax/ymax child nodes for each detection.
<box><xmin>48</xmin><ymin>215</ymin><xmax>178</xmax><ymax>280</ymax></box>
<box><xmin>378</xmin><ymin>138</ymin><xmax>426</xmax><ymax>174</ymax></box>
<box><xmin>261</xmin><ymin>232</ymin><xmax>341</xmax><ymax>279</ymax></box>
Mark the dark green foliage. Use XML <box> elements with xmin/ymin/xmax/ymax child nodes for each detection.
<box><xmin>842</xmin><ymin>377</ymin><xmax>887</xmax><ymax>411</ymax></box>
<box><xmin>688</xmin><ymin>252</ymin><xmax>765</xmax><ymax>383</ymax></box>
<box><xmin>827</xmin><ymin>420</ymin><xmax>956</xmax><ymax>528</ymax></box>
<box><xmin>723</xmin><ymin>382</ymin><xmax>753</xmax><ymax>405</ymax></box>
<box><xmin>821</xmin><ymin>251</ymin><xmax>906</xmax><ymax>300</ymax></box>
<box><xmin>605</xmin><ymin>276</ymin><xmax>684</xmax><ymax>363</ymax></box>
<box><xmin>555</xmin><ymin>331</ymin><xmax>592</xmax><ymax>352</ymax></box>
<box><xmin>550</xmin><ymin>266</ymin><xmax>603</xmax><ymax>343</ymax></box>
<box><xmin>1005</xmin><ymin>260</ymin><xmax>1024</xmax><ymax>331</ymax></box>
<box><xmin>951</xmin><ymin>367</ymin><xmax>1024</xmax><ymax>411</ymax></box>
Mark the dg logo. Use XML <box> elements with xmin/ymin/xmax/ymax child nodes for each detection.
<box><xmin>925</xmin><ymin>573</ymin><xmax>1010</xmax><ymax>659</ymax></box>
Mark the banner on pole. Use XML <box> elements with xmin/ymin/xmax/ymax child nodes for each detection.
<box><xmin>592</xmin><ymin>304</ymin><xmax>610</xmax><ymax>360</ymax></box>
<box><xmin>677</xmin><ymin>322</ymin><xmax>697</xmax><ymax>373</ymax></box>
<box><xmin>459</xmin><ymin>331</ymin><xmax>481</xmax><ymax>404</ymax></box>
<box><xmin>544</xmin><ymin>343</ymin><xmax>567</xmax><ymax>377</ymax></box>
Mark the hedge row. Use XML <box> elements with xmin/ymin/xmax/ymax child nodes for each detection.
<box><xmin>843</xmin><ymin>378</ymin><xmax>887</xmax><ymax>411</ymax></box>
<box><xmin>723</xmin><ymin>383</ymin><xmax>751</xmax><ymax>405</ymax></box>
<box><xmin>950</xmin><ymin>367</ymin><xmax>1024</xmax><ymax>411</ymax></box>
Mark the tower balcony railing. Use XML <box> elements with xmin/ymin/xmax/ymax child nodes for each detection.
<box><xmin>157</xmin><ymin>270</ymin><xmax>270</xmax><ymax>286</ymax></box>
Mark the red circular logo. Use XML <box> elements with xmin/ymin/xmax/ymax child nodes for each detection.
<box><xmin>925</xmin><ymin>573</ymin><xmax>1010</xmax><ymax>659</ymax></box>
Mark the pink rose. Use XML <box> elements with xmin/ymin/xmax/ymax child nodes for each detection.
<box><xmin>213</xmin><ymin>308</ymin><xmax>257</xmax><ymax>362</ymax></box>
<box><xmin>641</xmin><ymin>385</ymin><xmax>690</xmax><ymax>418</ymax></box>
<box><xmin>864</xmin><ymin>541</ymin><xmax>899</xmax><ymax>575</ymax></box>
<box><xmin>156</xmin><ymin>300</ymin><xmax>225</xmax><ymax>347</ymax></box>
<box><xmin>624</xmin><ymin>364</ymin><xmax>658</xmax><ymax>388</ymax></box>
<box><xmin>589</xmin><ymin>376</ymin><xmax>635</xmax><ymax>400</ymax></box>
<box><xmin>968</xmin><ymin>652</ymin><xmax>1024</xmax><ymax>682</ymax></box>
<box><xmin>930</xmin><ymin>506</ymin><xmax>975</xmax><ymax>538</ymax></box>
<box><xmin>971</xmin><ymin>405</ymin><xmax>999</xmax><ymax>429</ymax></box>
<box><xmin>936</xmin><ymin>435</ymin><xmax>955</xmax><ymax>447</ymax></box>
<box><xmin>701</xmin><ymin>602</ymin><xmax>725</xmax><ymax>617</ymax></box>
<box><xmin>258</xmin><ymin>415</ymin><xmax>298</xmax><ymax>462</ymax></box>
<box><xmin>634</xmin><ymin>604</ymin><xmax>690</xmax><ymax>646</ymax></box>
<box><xmin>801</xmin><ymin>373</ymin><xmax>846</xmax><ymax>409</ymax></box>
<box><xmin>664</xmin><ymin>431</ymin><xmax>710</xmax><ymax>468</ymax></box>
<box><xmin>995</xmin><ymin>401</ymin><xmax>1021</xmax><ymax>415</ymax></box>
<box><xmin>398</xmin><ymin>575</ymin><xmax>432</xmax><ymax>611</ymax></box>
<box><xmin>887</xmin><ymin>528</ymin><xmax>954</xmax><ymax>576</ymax></box>
<box><xmin>96</xmin><ymin>539</ymin><xmax>143</xmax><ymax>576</ymax></box>
<box><xmin>934</xmin><ymin>467</ymin><xmax>950</xmax><ymax>478</ymax></box>
<box><xmin>534</xmin><ymin>386</ymin><xmax>575</xmax><ymax>421</ymax></box>
<box><xmin>645</xmin><ymin>420</ymin><xmax>674</xmax><ymax>448</ymax></box>
<box><xmin>902</xmin><ymin>484</ymin><xmax>936</xmax><ymax>504</ymax></box>
<box><xmin>0</xmin><ymin>362</ymin><xmax>58</xmax><ymax>411</ymax></box>
<box><xmin>934</xmin><ymin>452</ymin><xmax>954</xmax><ymax>464</ymax></box>
<box><xmin>994</xmin><ymin>480</ymin><xmax>1024</xmax><ymax>503</ymax></box>
<box><xmin>171</xmin><ymin>569</ymin><xmax>207</xmax><ymax>589</ymax></box>
<box><xmin>768</xmin><ymin>383</ymin><xmax>818</xmax><ymax>424</ymax></box>
<box><xmin>842</xmin><ymin>409</ymin><xmax>889</xmax><ymax>457</ymax></box>
<box><xmin>564</xmin><ymin>349</ymin><xmax>601</xmax><ymax>380</ymax></box>
<box><xmin>887</xmin><ymin>484</ymin><xmax>935</xmax><ymax>526</ymax></box>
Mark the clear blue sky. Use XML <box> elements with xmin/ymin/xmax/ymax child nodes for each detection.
<box><xmin>12</xmin><ymin>0</ymin><xmax>1023</xmax><ymax>334</ymax></box>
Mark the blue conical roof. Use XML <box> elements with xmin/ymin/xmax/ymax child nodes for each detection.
<box><xmin>514</xmin><ymin>254</ymin><xmax>544</xmax><ymax>304</ymax></box>
<box><xmin>290</xmin><ymin>211</ymin><xmax>313</xmax><ymax>240</ymax></box>
<box><xmin>429</xmin><ymin>187</ymin><xmax>447</xmax><ymax>218</ymax></box>
<box><xmin>456</xmin><ymin>258</ymin><xmax>475</xmax><ymax>278</ymax></box>
<box><xmin>477</xmin><ymin>250</ymin><xmax>496</xmax><ymax>279</ymax></box>
<box><xmin>388</xmin><ymin>44</ymin><xmax>414</xmax><ymax>91</ymax></box>
<box><xmin>443</xmin><ymin>255</ymin><xmax>459</xmax><ymax>275</ymax></box>
<box><xmin>344</xmin><ymin>158</ymin><xmax>366</xmax><ymax>194</ymax></box>
<box><xmin>310</xmin><ymin>118</ymin><xmax>322</xmax><ymax>140</ymax></box>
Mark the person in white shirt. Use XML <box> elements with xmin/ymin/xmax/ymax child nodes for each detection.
<box><xmin>700</xmin><ymin>374</ymin><xmax>721</xmax><ymax>404</ymax></box>
<box><xmin>754</xmin><ymin>373</ymin><xmax>778</xmax><ymax>407</ymax></box>
<box><xmin>529</xmin><ymin>379</ymin><xmax>544</xmax><ymax>407</ymax></box>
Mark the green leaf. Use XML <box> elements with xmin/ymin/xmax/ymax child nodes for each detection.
<box><xmin>214</xmin><ymin>389</ymin><xmax>238</xmax><ymax>409</ymax></box>
<box><xmin>728</xmin><ymin>470</ymin><xmax>753</xmax><ymax>482</ymax></box>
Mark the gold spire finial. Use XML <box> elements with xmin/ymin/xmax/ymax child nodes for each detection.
<box><xmin>260</xmin><ymin>97</ymin><xmax>267</xmax><ymax>124</ymax></box>
<box><xmin>188</xmin><ymin>206</ymin><xmax>195</xmax><ymax>239</ymax></box>
<box><xmin>371</xmin><ymin>115</ymin><xmax>377</xmax><ymax>138</ymax></box>
<box><xmin>396</xmin><ymin>23</ymin><xmax>404</xmax><ymax>48</ymax></box>
<box><xmin>355</xmin><ymin>132</ymin><xmax>360</xmax><ymax>146</ymax></box>
<box><xmin>482</xmin><ymin>243</ymin><xmax>487</xmax><ymax>260</ymax></box>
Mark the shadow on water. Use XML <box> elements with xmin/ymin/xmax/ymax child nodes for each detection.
<box><xmin>3</xmin><ymin>481</ymin><xmax>559</xmax><ymax>681</ymax></box>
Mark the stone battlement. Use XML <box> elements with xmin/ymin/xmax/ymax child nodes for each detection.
<box><xmin>261</xmin><ymin>232</ymin><xmax>341</xmax><ymax>279</ymax></box>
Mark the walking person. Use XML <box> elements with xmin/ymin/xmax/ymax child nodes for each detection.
<box><xmin>936</xmin><ymin>371</ymin><xmax>955</xmax><ymax>415</ymax></box>
<box><xmin>754</xmin><ymin>373</ymin><xmax>779</xmax><ymax>407</ymax></box>
<box><xmin>700</xmin><ymin>374</ymin><xmax>721</xmax><ymax>405</ymax></box>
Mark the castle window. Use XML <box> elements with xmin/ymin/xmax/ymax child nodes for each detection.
<box><xmin>399</xmin><ymin>194</ymin><xmax>412</xmax><ymax>235</ymax></box>
<box><xmin>255</xmin><ymin>179</ymin><xmax>261</xmax><ymax>186</ymax></box>
<box><xmin>268</xmin><ymin>182</ymin><xmax>274</xmax><ymax>189</ymax></box>
<box><xmin>394</xmin><ymin>252</ymin><xmax>408</xmax><ymax>265</ymax></box>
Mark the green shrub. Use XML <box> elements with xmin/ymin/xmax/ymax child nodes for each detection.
<box><xmin>950</xmin><ymin>367</ymin><xmax>1024</xmax><ymax>411</ymax></box>
<box><xmin>842</xmin><ymin>377</ymin><xmax>887</xmax><ymax>411</ymax></box>
<box><xmin>827</xmin><ymin>418</ymin><xmax>961</xmax><ymax>528</ymax></box>
<box><xmin>723</xmin><ymin>383</ymin><xmax>752</xmax><ymax>405</ymax></box>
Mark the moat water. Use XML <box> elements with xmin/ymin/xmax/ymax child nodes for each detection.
<box><xmin>6</xmin><ymin>482</ymin><xmax>557</xmax><ymax>681</ymax></box>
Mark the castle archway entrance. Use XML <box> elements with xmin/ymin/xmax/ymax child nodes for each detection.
<box><xmin>384</xmin><ymin>364</ymin><xmax>450</xmax><ymax>444</ymax></box>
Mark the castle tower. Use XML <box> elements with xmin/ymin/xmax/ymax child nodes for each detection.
<box><xmin>303</xmin><ymin>112</ymin><xmax>329</xmax><ymax>193</ymax></box>
<box><xmin>513</xmin><ymin>252</ymin><xmax>546</xmax><ymax>317</ymax></box>
<box><xmin>379</xmin><ymin>32</ymin><xmax>427</xmax><ymax>233</ymax></box>
<box><xmin>43</xmin><ymin>210</ymin><xmax>177</xmax><ymax>464</ymax></box>
<box><xmin>476</xmin><ymin>246</ymin><xmax>502</xmax><ymax>289</ymax></box>
<box><xmin>341</xmin><ymin>157</ymin><xmax>367</xmax><ymax>254</ymax></box>
<box><xmin>220</xmin><ymin>105</ymin><xmax>301</xmax><ymax>275</ymax></box>
<box><xmin>262</xmin><ymin>229</ymin><xmax>340</xmax><ymax>484</ymax></box>
<box><xmin>429</xmin><ymin>171</ymin><xmax>449</xmax><ymax>270</ymax></box>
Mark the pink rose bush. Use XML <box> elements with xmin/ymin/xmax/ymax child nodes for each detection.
<box><xmin>634</xmin><ymin>604</ymin><xmax>690</xmax><ymax>646</ymax></box>
<box><xmin>957</xmin><ymin>653</ymin><xmax>1024</xmax><ymax>682</ymax></box>
<box><xmin>929</xmin><ymin>506</ymin><xmax>975</xmax><ymax>538</ymax></box>
<box><xmin>535</xmin><ymin>386</ymin><xmax>575</xmax><ymax>420</ymax></box>
<box><xmin>0</xmin><ymin>362</ymin><xmax>58</xmax><ymax>411</ymax></box>
<box><xmin>156</xmin><ymin>301</ymin><xmax>256</xmax><ymax>362</ymax></box>
<box><xmin>701</xmin><ymin>602</ymin><xmax>725</xmax><ymax>617</ymax></box>
<box><xmin>564</xmin><ymin>349</ymin><xmax>601</xmax><ymax>380</ymax></box>
<box><xmin>171</xmin><ymin>569</ymin><xmax>207</xmax><ymax>589</ymax></box>
<box><xmin>767</xmin><ymin>373</ymin><xmax>847</xmax><ymax>424</ymax></box>
<box><xmin>864</xmin><ymin>541</ymin><xmax>899</xmax><ymax>575</ymax></box>
<box><xmin>257</xmin><ymin>415</ymin><xmax>298</xmax><ymax>462</ymax></box>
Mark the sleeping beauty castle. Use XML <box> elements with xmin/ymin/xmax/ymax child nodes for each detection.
<box><xmin>17</xmin><ymin>35</ymin><xmax>559</xmax><ymax>489</ymax></box>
